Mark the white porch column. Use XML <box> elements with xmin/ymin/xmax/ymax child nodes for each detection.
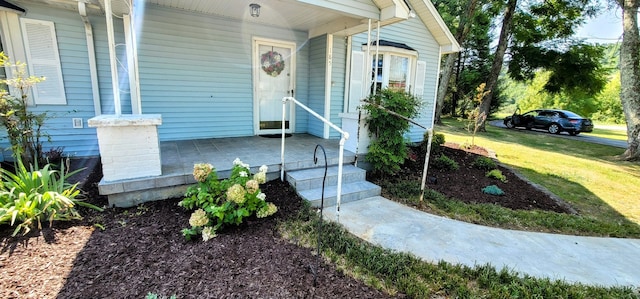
<box><xmin>124</xmin><ymin>0</ymin><xmax>142</xmax><ymax>114</ymax></box>
<box><xmin>88</xmin><ymin>115</ymin><xmax>162</xmax><ymax>182</ymax></box>
<box><xmin>104</xmin><ymin>0</ymin><xmax>122</xmax><ymax>115</ymax></box>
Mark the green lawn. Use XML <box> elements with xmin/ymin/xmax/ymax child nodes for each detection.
<box><xmin>591</xmin><ymin>125</ymin><xmax>628</xmax><ymax>141</ymax></box>
<box><xmin>433</xmin><ymin>118</ymin><xmax>640</xmax><ymax>235</ymax></box>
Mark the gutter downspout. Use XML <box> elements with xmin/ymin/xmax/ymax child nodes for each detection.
<box><xmin>78</xmin><ymin>2</ymin><xmax>101</xmax><ymax>116</ymax></box>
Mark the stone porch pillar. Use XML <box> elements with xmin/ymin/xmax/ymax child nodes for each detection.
<box><xmin>88</xmin><ymin>114</ymin><xmax>162</xmax><ymax>182</ymax></box>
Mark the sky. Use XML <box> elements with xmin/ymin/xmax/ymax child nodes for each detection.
<box><xmin>576</xmin><ymin>4</ymin><xmax>623</xmax><ymax>43</ymax></box>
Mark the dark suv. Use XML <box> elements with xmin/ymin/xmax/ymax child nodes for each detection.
<box><xmin>503</xmin><ymin>109</ymin><xmax>594</xmax><ymax>136</ymax></box>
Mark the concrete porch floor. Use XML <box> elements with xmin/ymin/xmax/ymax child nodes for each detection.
<box><xmin>98</xmin><ymin>134</ymin><xmax>356</xmax><ymax>207</ymax></box>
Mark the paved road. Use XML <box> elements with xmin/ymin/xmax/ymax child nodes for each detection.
<box><xmin>489</xmin><ymin>120</ymin><xmax>627</xmax><ymax>148</ymax></box>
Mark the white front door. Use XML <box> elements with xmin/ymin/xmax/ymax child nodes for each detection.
<box><xmin>253</xmin><ymin>38</ymin><xmax>296</xmax><ymax>134</ymax></box>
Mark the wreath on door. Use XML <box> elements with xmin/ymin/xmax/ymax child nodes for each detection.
<box><xmin>261</xmin><ymin>50</ymin><xmax>285</xmax><ymax>77</ymax></box>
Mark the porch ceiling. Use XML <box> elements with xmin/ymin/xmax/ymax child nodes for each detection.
<box><xmin>104</xmin><ymin>0</ymin><xmax>377</xmax><ymax>38</ymax></box>
<box><xmin>17</xmin><ymin>0</ymin><xmax>425</xmax><ymax>38</ymax></box>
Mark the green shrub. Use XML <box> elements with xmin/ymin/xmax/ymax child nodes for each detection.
<box><xmin>486</xmin><ymin>169</ymin><xmax>508</xmax><ymax>183</ymax></box>
<box><xmin>179</xmin><ymin>158</ymin><xmax>278</xmax><ymax>241</ymax></box>
<box><xmin>0</xmin><ymin>160</ymin><xmax>102</xmax><ymax>236</ymax></box>
<box><xmin>363</xmin><ymin>89</ymin><xmax>421</xmax><ymax>176</ymax></box>
<box><xmin>0</xmin><ymin>53</ymin><xmax>51</xmax><ymax>166</ymax></box>
<box><xmin>145</xmin><ymin>293</ymin><xmax>177</xmax><ymax>299</ymax></box>
<box><xmin>383</xmin><ymin>180</ymin><xmax>421</xmax><ymax>199</ymax></box>
<box><xmin>472</xmin><ymin>156</ymin><xmax>497</xmax><ymax>170</ymax></box>
<box><xmin>431</xmin><ymin>155</ymin><xmax>459</xmax><ymax>170</ymax></box>
<box><xmin>421</xmin><ymin>131</ymin><xmax>445</xmax><ymax>155</ymax></box>
<box><xmin>482</xmin><ymin>185</ymin><xmax>505</xmax><ymax>196</ymax></box>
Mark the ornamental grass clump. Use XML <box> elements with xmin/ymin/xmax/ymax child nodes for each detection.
<box><xmin>486</xmin><ymin>169</ymin><xmax>508</xmax><ymax>183</ymax></box>
<box><xmin>0</xmin><ymin>158</ymin><xmax>102</xmax><ymax>236</ymax></box>
<box><xmin>179</xmin><ymin>158</ymin><xmax>277</xmax><ymax>241</ymax></box>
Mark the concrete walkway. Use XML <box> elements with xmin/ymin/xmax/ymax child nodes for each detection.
<box><xmin>323</xmin><ymin>196</ymin><xmax>640</xmax><ymax>288</ymax></box>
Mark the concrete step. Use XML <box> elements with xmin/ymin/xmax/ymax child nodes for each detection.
<box><xmin>298</xmin><ymin>181</ymin><xmax>381</xmax><ymax>208</ymax></box>
<box><xmin>286</xmin><ymin>165</ymin><xmax>366</xmax><ymax>191</ymax></box>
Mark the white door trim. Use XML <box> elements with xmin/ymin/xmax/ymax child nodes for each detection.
<box><xmin>252</xmin><ymin>37</ymin><xmax>296</xmax><ymax>135</ymax></box>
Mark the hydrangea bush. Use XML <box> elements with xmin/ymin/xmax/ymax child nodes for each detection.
<box><xmin>179</xmin><ymin>158</ymin><xmax>277</xmax><ymax>241</ymax></box>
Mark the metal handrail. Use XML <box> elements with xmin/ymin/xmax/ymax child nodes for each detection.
<box><xmin>280</xmin><ymin>97</ymin><xmax>349</xmax><ymax>221</ymax></box>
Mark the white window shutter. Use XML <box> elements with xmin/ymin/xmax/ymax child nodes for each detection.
<box><xmin>348</xmin><ymin>50</ymin><xmax>365</xmax><ymax>113</ymax></box>
<box><xmin>21</xmin><ymin>18</ymin><xmax>66</xmax><ymax>105</ymax></box>
<box><xmin>414</xmin><ymin>60</ymin><xmax>426</xmax><ymax>99</ymax></box>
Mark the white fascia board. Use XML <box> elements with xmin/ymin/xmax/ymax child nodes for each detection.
<box><xmin>381</xmin><ymin>0</ymin><xmax>410</xmax><ymax>20</ymax></box>
<box><xmin>410</xmin><ymin>0</ymin><xmax>461</xmax><ymax>53</ymax></box>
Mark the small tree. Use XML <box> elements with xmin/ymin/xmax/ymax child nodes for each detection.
<box><xmin>468</xmin><ymin>83</ymin><xmax>489</xmax><ymax>146</ymax></box>
<box><xmin>0</xmin><ymin>52</ymin><xmax>48</xmax><ymax>166</ymax></box>
<box><xmin>363</xmin><ymin>89</ymin><xmax>421</xmax><ymax>176</ymax></box>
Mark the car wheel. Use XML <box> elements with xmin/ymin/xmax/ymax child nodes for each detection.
<box><xmin>505</xmin><ymin>119</ymin><xmax>515</xmax><ymax>129</ymax></box>
<box><xmin>548</xmin><ymin>123</ymin><xmax>561</xmax><ymax>134</ymax></box>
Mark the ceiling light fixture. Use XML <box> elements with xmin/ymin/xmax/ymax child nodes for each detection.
<box><xmin>249</xmin><ymin>3</ymin><xmax>261</xmax><ymax>17</ymax></box>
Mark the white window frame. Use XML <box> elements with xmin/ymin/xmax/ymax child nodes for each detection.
<box><xmin>363</xmin><ymin>45</ymin><xmax>418</xmax><ymax>93</ymax></box>
<box><xmin>20</xmin><ymin>18</ymin><xmax>66</xmax><ymax>105</ymax></box>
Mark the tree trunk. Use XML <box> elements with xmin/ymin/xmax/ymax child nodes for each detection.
<box><xmin>435</xmin><ymin>54</ymin><xmax>458</xmax><ymax>123</ymax></box>
<box><xmin>434</xmin><ymin>0</ymin><xmax>480</xmax><ymax>124</ymax></box>
<box><xmin>477</xmin><ymin>0</ymin><xmax>518</xmax><ymax>131</ymax></box>
<box><xmin>619</xmin><ymin>0</ymin><xmax>640</xmax><ymax>160</ymax></box>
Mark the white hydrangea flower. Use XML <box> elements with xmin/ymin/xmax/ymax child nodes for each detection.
<box><xmin>239</xmin><ymin>171</ymin><xmax>248</xmax><ymax>177</ymax></box>
<box><xmin>233</xmin><ymin>158</ymin><xmax>242</xmax><ymax>166</ymax></box>
<box><xmin>189</xmin><ymin>209</ymin><xmax>209</xmax><ymax>227</ymax></box>
<box><xmin>257</xmin><ymin>192</ymin><xmax>266</xmax><ymax>201</ymax></box>
<box><xmin>202</xmin><ymin>226</ymin><xmax>216</xmax><ymax>242</ymax></box>
<box><xmin>246</xmin><ymin>180</ymin><xmax>259</xmax><ymax>194</ymax></box>
<box><xmin>259</xmin><ymin>165</ymin><xmax>268</xmax><ymax>173</ymax></box>
<box><xmin>254</xmin><ymin>172</ymin><xmax>266</xmax><ymax>184</ymax></box>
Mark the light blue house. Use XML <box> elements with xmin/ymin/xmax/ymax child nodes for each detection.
<box><xmin>1</xmin><ymin>0</ymin><xmax>459</xmax><ymax>205</ymax></box>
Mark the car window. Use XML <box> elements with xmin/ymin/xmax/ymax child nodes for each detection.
<box><xmin>562</xmin><ymin>111</ymin><xmax>582</xmax><ymax>118</ymax></box>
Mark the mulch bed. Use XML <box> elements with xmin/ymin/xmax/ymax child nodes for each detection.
<box><xmin>370</xmin><ymin>142</ymin><xmax>573</xmax><ymax>214</ymax></box>
<box><xmin>0</xmin><ymin>143</ymin><xmax>574</xmax><ymax>298</ymax></box>
<box><xmin>0</xmin><ymin>166</ymin><xmax>395</xmax><ymax>298</ymax></box>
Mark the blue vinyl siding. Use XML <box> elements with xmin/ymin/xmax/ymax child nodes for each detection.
<box><xmin>353</xmin><ymin>18</ymin><xmax>441</xmax><ymax>142</ymax></box>
<box><xmin>0</xmin><ymin>4</ymin><xmax>128</xmax><ymax>157</ymax></box>
<box><xmin>137</xmin><ymin>4</ymin><xmax>310</xmax><ymax>140</ymax></box>
<box><xmin>307</xmin><ymin>35</ymin><xmax>326</xmax><ymax>138</ymax></box>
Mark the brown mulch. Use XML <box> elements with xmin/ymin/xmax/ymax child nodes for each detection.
<box><xmin>370</xmin><ymin>143</ymin><xmax>573</xmax><ymax>214</ymax></box>
<box><xmin>0</xmin><ymin>171</ymin><xmax>394</xmax><ymax>298</ymax></box>
<box><xmin>0</xmin><ymin>144</ymin><xmax>574</xmax><ymax>298</ymax></box>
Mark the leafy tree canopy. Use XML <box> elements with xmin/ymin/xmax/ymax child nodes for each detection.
<box><xmin>506</xmin><ymin>0</ymin><xmax>605</xmax><ymax>96</ymax></box>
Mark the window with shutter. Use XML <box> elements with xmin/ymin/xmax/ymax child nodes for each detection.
<box><xmin>413</xmin><ymin>61</ymin><xmax>426</xmax><ymax>99</ymax></box>
<box><xmin>20</xmin><ymin>18</ymin><xmax>66</xmax><ymax>105</ymax></box>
